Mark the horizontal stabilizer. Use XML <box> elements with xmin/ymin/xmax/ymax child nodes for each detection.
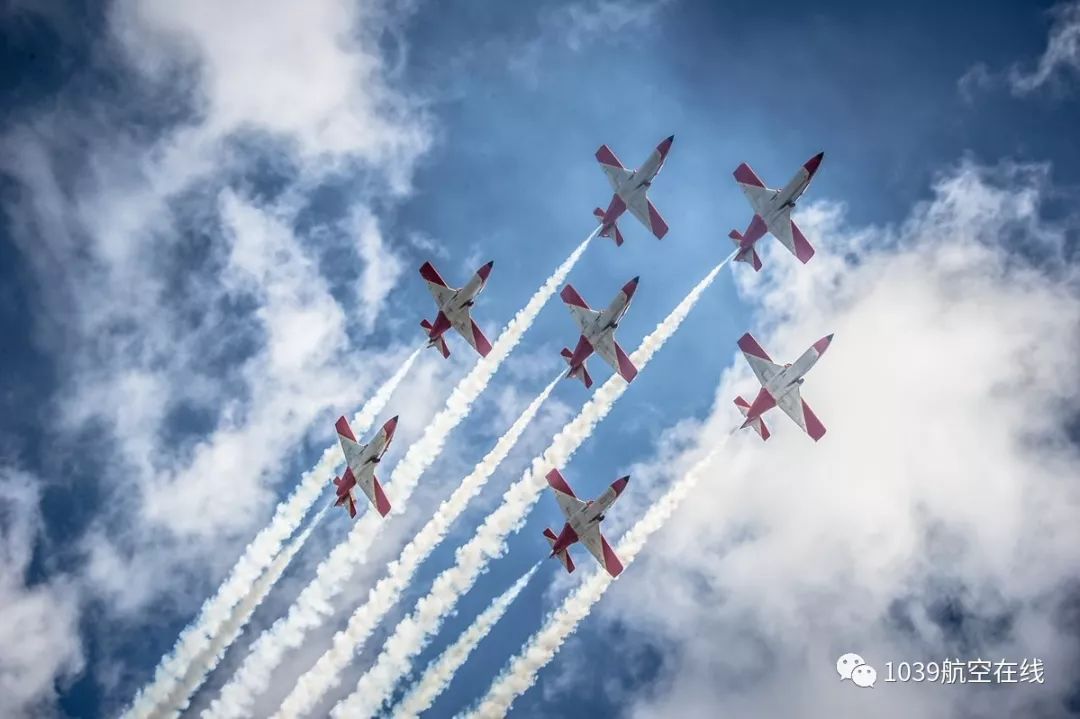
<box><xmin>734</xmin><ymin>396</ymin><xmax>770</xmax><ymax>440</ymax></box>
<box><xmin>420</xmin><ymin>319</ymin><xmax>451</xmax><ymax>359</ymax></box>
<box><xmin>560</xmin><ymin>347</ymin><xmax>593</xmax><ymax>388</ymax></box>
<box><xmin>732</xmin><ymin>243</ymin><xmax>763</xmax><ymax>272</ymax></box>
<box><xmin>543</xmin><ymin>528</ymin><xmax>575</xmax><ymax>573</ymax></box>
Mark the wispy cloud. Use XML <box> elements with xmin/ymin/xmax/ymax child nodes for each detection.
<box><xmin>0</xmin><ymin>0</ymin><xmax>435</xmax><ymax>713</ymax></box>
<box><xmin>960</xmin><ymin>2</ymin><xmax>1080</xmax><ymax>99</ymax></box>
<box><xmin>0</xmin><ymin>469</ymin><xmax>84</xmax><ymax>717</ymax></box>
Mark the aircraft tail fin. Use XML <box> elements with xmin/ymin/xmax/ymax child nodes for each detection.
<box><xmin>420</xmin><ymin>319</ymin><xmax>451</xmax><ymax>358</ymax></box>
<box><xmin>334</xmin><ymin>487</ymin><xmax>358</xmax><ymax>518</ymax></box>
<box><xmin>593</xmin><ymin>207</ymin><xmax>624</xmax><ymax>246</ymax></box>
<box><xmin>729</xmin><ymin>237</ymin><xmax>763</xmax><ymax>272</ymax></box>
<box><xmin>734</xmin><ymin>395</ymin><xmax>770</xmax><ymax>441</ymax></box>
<box><xmin>543</xmin><ymin>528</ymin><xmax>575</xmax><ymax>574</ymax></box>
<box><xmin>560</xmin><ymin>348</ymin><xmax>593</xmax><ymax>388</ymax></box>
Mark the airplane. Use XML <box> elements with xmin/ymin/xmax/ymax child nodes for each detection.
<box><xmin>729</xmin><ymin>152</ymin><xmax>825</xmax><ymax>271</ymax></box>
<box><xmin>332</xmin><ymin>415</ymin><xmax>397</xmax><ymax>518</ymax></box>
<box><xmin>419</xmin><ymin>260</ymin><xmax>495</xmax><ymax>359</ymax></box>
<box><xmin>542</xmin><ymin>469</ymin><xmax>629</xmax><ymax>578</ymax></box>
<box><xmin>734</xmin><ymin>332</ymin><xmax>833</xmax><ymax>442</ymax></box>
<box><xmin>558</xmin><ymin>277</ymin><xmax>640</xmax><ymax>388</ymax></box>
<box><xmin>592</xmin><ymin>135</ymin><xmax>675</xmax><ymax>245</ymax></box>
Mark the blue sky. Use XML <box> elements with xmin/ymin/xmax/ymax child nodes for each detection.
<box><xmin>1</xmin><ymin>1</ymin><xmax>1079</xmax><ymax>718</ymax></box>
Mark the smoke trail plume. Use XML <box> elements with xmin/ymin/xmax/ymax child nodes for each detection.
<box><xmin>161</xmin><ymin>507</ymin><xmax>329</xmax><ymax>718</ymax></box>
<box><xmin>465</xmin><ymin>434</ymin><xmax>734</xmax><ymax>718</ymax></box>
<box><xmin>121</xmin><ymin>348</ymin><xmax>419</xmax><ymax>719</ymax></box>
<box><xmin>204</xmin><ymin>237</ymin><xmax>593</xmax><ymax>719</ymax></box>
<box><xmin>273</xmin><ymin>375</ymin><xmax>561</xmax><ymax>718</ymax></box>
<box><xmin>332</xmin><ymin>258</ymin><xmax>732</xmax><ymax>718</ymax></box>
<box><xmin>393</xmin><ymin>564</ymin><xmax>540</xmax><ymax>719</ymax></box>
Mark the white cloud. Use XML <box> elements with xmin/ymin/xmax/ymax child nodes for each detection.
<box><xmin>0</xmin><ymin>0</ymin><xmax>437</xmax><ymax>712</ymax></box>
<box><xmin>1010</xmin><ymin>1</ymin><xmax>1080</xmax><ymax>95</ymax></box>
<box><xmin>961</xmin><ymin>2</ymin><xmax>1080</xmax><ymax>99</ymax></box>
<box><xmin>0</xmin><ymin>469</ymin><xmax>84</xmax><ymax>718</ymax></box>
<box><xmin>582</xmin><ymin>159</ymin><xmax>1080</xmax><ymax>718</ymax></box>
<box><xmin>545</xmin><ymin>0</ymin><xmax>671</xmax><ymax>53</ymax></box>
<box><xmin>109</xmin><ymin>0</ymin><xmax>430</xmax><ymax>189</ymax></box>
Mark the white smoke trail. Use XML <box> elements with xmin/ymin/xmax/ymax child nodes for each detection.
<box><xmin>272</xmin><ymin>374</ymin><xmax>562</xmax><ymax>719</ymax></box>
<box><xmin>464</xmin><ymin>433</ymin><xmax>735</xmax><ymax>719</ymax></box>
<box><xmin>392</xmin><ymin>564</ymin><xmax>540</xmax><ymax>719</ymax></box>
<box><xmin>121</xmin><ymin>348</ymin><xmax>420</xmax><ymax>719</ymax></box>
<box><xmin>332</xmin><ymin>257</ymin><xmax>733</xmax><ymax>718</ymax></box>
<box><xmin>204</xmin><ymin>237</ymin><xmax>593</xmax><ymax>719</ymax></box>
<box><xmin>160</xmin><ymin>507</ymin><xmax>329</xmax><ymax>718</ymax></box>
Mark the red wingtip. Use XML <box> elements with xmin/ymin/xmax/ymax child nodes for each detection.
<box><xmin>610</xmin><ymin>476</ymin><xmax>629</xmax><ymax>496</ymax></box>
<box><xmin>804</xmin><ymin>151</ymin><xmax>824</xmax><ymax>177</ymax></box>
<box><xmin>621</xmin><ymin>276</ymin><xmax>640</xmax><ymax>299</ymax></box>
<box><xmin>812</xmin><ymin>333</ymin><xmax>834</xmax><ymax>355</ymax></box>
<box><xmin>560</xmin><ymin>284</ymin><xmax>590</xmax><ymax>309</ymax></box>
<box><xmin>418</xmin><ymin>261</ymin><xmax>447</xmax><ymax>287</ymax></box>
<box><xmin>372</xmin><ymin>477</ymin><xmax>392</xmax><ymax>517</ymax></box>
<box><xmin>546</xmin><ymin>468</ymin><xmax>577</xmax><ymax>497</ymax></box>
<box><xmin>477</xmin><ymin>261</ymin><xmax>494</xmax><ymax>281</ymax></box>
<box><xmin>335</xmin><ymin>416</ymin><xmax>356</xmax><ymax>442</ymax></box>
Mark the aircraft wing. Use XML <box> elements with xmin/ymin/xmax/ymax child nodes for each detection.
<box><xmin>596</xmin><ymin>145</ymin><xmax>633</xmax><ymax>191</ymax></box>
<box><xmin>448</xmin><ymin>310</ymin><xmax>493</xmax><ymax>357</ymax></box>
<box><xmin>765</xmin><ymin>214</ymin><xmax>816</xmax><ymax>264</ymax></box>
<box><xmin>419</xmin><ymin>261</ymin><xmax>456</xmax><ymax>307</ymax></box>
<box><xmin>625</xmin><ymin>193</ymin><xmax>669</xmax><ymax>239</ymax></box>
<box><xmin>775</xmin><ymin>386</ymin><xmax>827</xmax><ymax>441</ymax></box>
<box><xmin>592</xmin><ymin>333</ymin><xmax>638</xmax><ymax>382</ymax></box>
<box><xmin>577</xmin><ymin>523</ymin><xmax>624</xmax><ymax>577</ymax></box>
<box><xmin>560</xmin><ymin>284</ymin><xmax>601</xmax><ymax>332</ymax></box>
<box><xmin>546</xmin><ymin>469</ymin><xmax>586</xmax><ymax>519</ymax></box>
<box><xmin>733</xmin><ymin>162</ymin><xmax>778</xmax><ymax>216</ymax></box>
<box><xmin>737</xmin><ymin>333</ymin><xmax>783</xmax><ymax>385</ymax></box>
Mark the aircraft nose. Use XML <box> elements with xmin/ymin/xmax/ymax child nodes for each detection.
<box><xmin>622</xmin><ymin>276</ymin><xmax>640</xmax><ymax>298</ymax></box>
<box><xmin>611</xmin><ymin>476</ymin><xmax>630</xmax><ymax>496</ymax></box>
<box><xmin>812</xmin><ymin>333</ymin><xmax>834</xmax><ymax>355</ymax></box>
<box><xmin>804</xmin><ymin>151</ymin><xmax>825</xmax><ymax>176</ymax></box>
<box><xmin>657</xmin><ymin>135</ymin><xmax>674</xmax><ymax>160</ymax></box>
<box><xmin>478</xmin><ymin>261</ymin><xmax>494</xmax><ymax>281</ymax></box>
<box><xmin>384</xmin><ymin>415</ymin><xmax>399</xmax><ymax>436</ymax></box>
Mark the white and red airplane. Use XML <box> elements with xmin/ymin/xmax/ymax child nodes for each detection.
<box><xmin>734</xmin><ymin>332</ymin><xmax>833</xmax><ymax>442</ymax></box>
<box><xmin>542</xmin><ymin>469</ymin><xmax>629</xmax><ymax>578</ymax></box>
<box><xmin>729</xmin><ymin>152</ymin><xmax>824</xmax><ymax>271</ymax></box>
<box><xmin>558</xmin><ymin>277</ymin><xmax>640</xmax><ymax>388</ymax></box>
<box><xmin>419</xmin><ymin>260</ymin><xmax>494</xmax><ymax>359</ymax></box>
<box><xmin>592</xmin><ymin>135</ymin><xmax>674</xmax><ymax>245</ymax></box>
<box><xmin>332</xmin><ymin>415</ymin><xmax>397</xmax><ymax>518</ymax></box>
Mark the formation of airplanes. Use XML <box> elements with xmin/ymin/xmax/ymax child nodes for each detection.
<box><xmin>327</xmin><ymin>137</ymin><xmax>834</xmax><ymax>578</ymax></box>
